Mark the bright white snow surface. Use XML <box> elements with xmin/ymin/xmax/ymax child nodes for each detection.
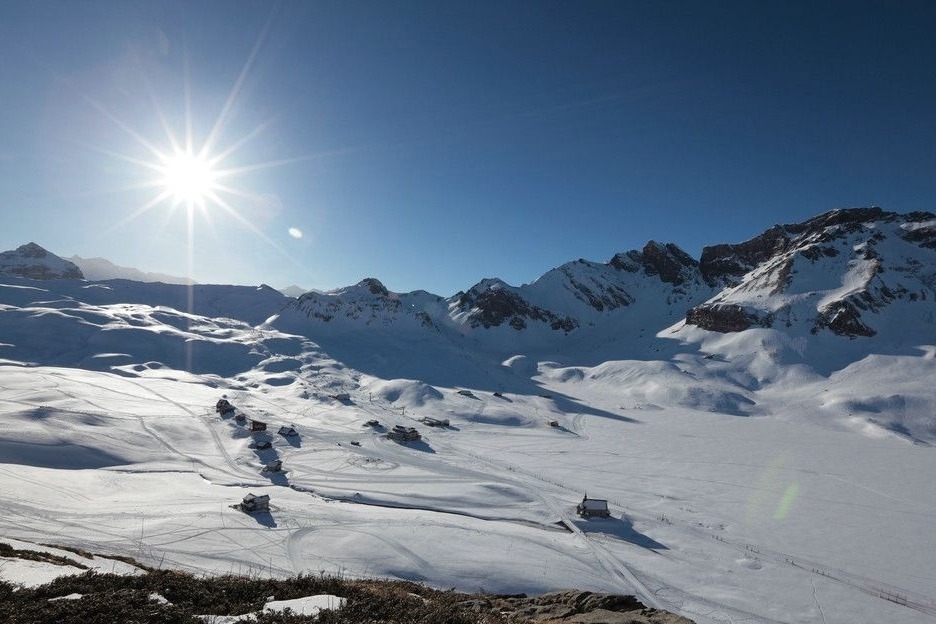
<box><xmin>0</xmin><ymin>538</ymin><xmax>143</xmax><ymax>588</ymax></box>
<box><xmin>0</xmin><ymin>275</ymin><xmax>935</xmax><ymax>624</ymax></box>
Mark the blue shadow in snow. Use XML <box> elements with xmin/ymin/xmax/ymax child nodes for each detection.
<box><xmin>390</xmin><ymin>438</ymin><xmax>435</xmax><ymax>453</ymax></box>
<box><xmin>248</xmin><ymin>510</ymin><xmax>277</xmax><ymax>528</ymax></box>
<box><xmin>572</xmin><ymin>516</ymin><xmax>667</xmax><ymax>551</ymax></box>
<box><xmin>280</xmin><ymin>434</ymin><xmax>301</xmax><ymax>448</ymax></box>
<box><xmin>263</xmin><ymin>470</ymin><xmax>289</xmax><ymax>486</ymax></box>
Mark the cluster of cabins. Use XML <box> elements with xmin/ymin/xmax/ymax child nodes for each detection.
<box><xmin>216</xmin><ymin>398</ymin><xmax>296</xmax><ymax>513</ymax></box>
<box><xmin>218</xmin><ymin>396</ymin><xmax>612</xmax><ymax>520</ymax></box>
<box><xmin>215</xmin><ymin>398</ymin><xmax>298</xmax><ymax>440</ymax></box>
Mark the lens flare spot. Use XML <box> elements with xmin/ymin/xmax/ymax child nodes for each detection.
<box><xmin>773</xmin><ymin>483</ymin><xmax>799</xmax><ymax>520</ymax></box>
<box><xmin>288</xmin><ymin>227</ymin><xmax>303</xmax><ymax>239</ymax></box>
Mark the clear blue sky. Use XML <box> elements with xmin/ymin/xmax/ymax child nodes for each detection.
<box><xmin>1</xmin><ymin>1</ymin><xmax>935</xmax><ymax>295</ymax></box>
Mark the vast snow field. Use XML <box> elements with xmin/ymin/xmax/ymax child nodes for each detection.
<box><xmin>1</xmin><ymin>271</ymin><xmax>935</xmax><ymax>624</ymax></box>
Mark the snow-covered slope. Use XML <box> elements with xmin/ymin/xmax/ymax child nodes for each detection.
<box><xmin>670</xmin><ymin>209</ymin><xmax>936</xmax><ymax>380</ymax></box>
<box><xmin>686</xmin><ymin>208</ymin><xmax>936</xmax><ymax>339</ymax></box>
<box><xmin>1</xmin><ymin>209</ymin><xmax>935</xmax><ymax>624</ymax></box>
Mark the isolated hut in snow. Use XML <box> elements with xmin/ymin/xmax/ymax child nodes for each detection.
<box><xmin>387</xmin><ymin>425</ymin><xmax>421</xmax><ymax>442</ymax></box>
<box><xmin>576</xmin><ymin>494</ymin><xmax>611</xmax><ymax>518</ymax></box>
<box><xmin>241</xmin><ymin>493</ymin><xmax>270</xmax><ymax>513</ymax></box>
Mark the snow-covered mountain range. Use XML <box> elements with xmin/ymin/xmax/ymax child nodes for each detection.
<box><xmin>272</xmin><ymin>207</ymin><xmax>936</xmax><ymax>365</ymax></box>
<box><xmin>1</xmin><ymin>207</ymin><xmax>935</xmax><ymax>624</ymax></box>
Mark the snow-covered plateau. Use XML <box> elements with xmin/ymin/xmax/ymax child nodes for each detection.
<box><xmin>1</xmin><ymin>207</ymin><xmax>935</xmax><ymax>623</ymax></box>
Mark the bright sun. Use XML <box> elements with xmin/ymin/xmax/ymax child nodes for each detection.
<box><xmin>158</xmin><ymin>149</ymin><xmax>218</xmax><ymax>205</ymax></box>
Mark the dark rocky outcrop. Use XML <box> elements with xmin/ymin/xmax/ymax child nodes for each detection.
<box><xmin>684</xmin><ymin>207</ymin><xmax>936</xmax><ymax>337</ymax></box>
<box><xmin>461</xmin><ymin>590</ymin><xmax>694</xmax><ymax>623</ymax></box>
<box><xmin>814</xmin><ymin>301</ymin><xmax>876</xmax><ymax>338</ymax></box>
<box><xmin>699</xmin><ymin>207</ymin><xmax>890</xmax><ymax>287</ymax></box>
<box><xmin>685</xmin><ymin>303</ymin><xmax>774</xmax><ymax>333</ymax></box>
<box><xmin>457</xmin><ymin>284</ymin><xmax>579</xmax><ymax>332</ymax></box>
<box><xmin>699</xmin><ymin>226</ymin><xmax>791</xmax><ymax>287</ymax></box>
<box><xmin>359</xmin><ymin>277</ymin><xmax>389</xmax><ymax>296</ymax></box>
<box><xmin>609</xmin><ymin>241</ymin><xmax>699</xmax><ymax>286</ymax></box>
<box><xmin>899</xmin><ymin>212</ymin><xmax>936</xmax><ymax>250</ymax></box>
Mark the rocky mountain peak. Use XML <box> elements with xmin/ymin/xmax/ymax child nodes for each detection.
<box><xmin>18</xmin><ymin>242</ymin><xmax>50</xmax><ymax>258</ymax></box>
<box><xmin>452</xmin><ymin>279</ymin><xmax>578</xmax><ymax>332</ymax></box>
<box><xmin>686</xmin><ymin>208</ymin><xmax>935</xmax><ymax>338</ymax></box>
<box><xmin>357</xmin><ymin>277</ymin><xmax>389</xmax><ymax>297</ymax></box>
<box><xmin>699</xmin><ymin>207</ymin><xmax>896</xmax><ymax>288</ymax></box>
<box><xmin>0</xmin><ymin>242</ymin><xmax>84</xmax><ymax>280</ymax></box>
<box><xmin>609</xmin><ymin>241</ymin><xmax>699</xmax><ymax>286</ymax></box>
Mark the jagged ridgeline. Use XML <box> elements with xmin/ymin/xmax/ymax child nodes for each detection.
<box><xmin>6</xmin><ymin>207</ymin><xmax>935</xmax><ymax>351</ymax></box>
<box><xmin>274</xmin><ymin>207</ymin><xmax>935</xmax><ymax>345</ymax></box>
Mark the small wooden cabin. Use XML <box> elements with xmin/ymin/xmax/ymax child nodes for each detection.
<box><xmin>576</xmin><ymin>495</ymin><xmax>611</xmax><ymax>518</ymax></box>
<box><xmin>241</xmin><ymin>493</ymin><xmax>270</xmax><ymax>513</ymax></box>
<box><xmin>387</xmin><ymin>425</ymin><xmax>421</xmax><ymax>442</ymax></box>
<box><xmin>250</xmin><ymin>420</ymin><xmax>267</xmax><ymax>433</ymax></box>
<box><xmin>215</xmin><ymin>398</ymin><xmax>235</xmax><ymax>415</ymax></box>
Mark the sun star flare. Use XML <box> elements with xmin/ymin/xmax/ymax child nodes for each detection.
<box><xmin>159</xmin><ymin>149</ymin><xmax>218</xmax><ymax>206</ymax></box>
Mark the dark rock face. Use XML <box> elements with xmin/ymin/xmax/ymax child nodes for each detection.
<box><xmin>686</xmin><ymin>207</ymin><xmax>935</xmax><ymax>337</ymax></box>
<box><xmin>699</xmin><ymin>207</ymin><xmax>890</xmax><ymax>287</ymax></box>
<box><xmin>685</xmin><ymin>303</ymin><xmax>773</xmax><ymax>333</ymax></box>
<box><xmin>460</xmin><ymin>590</ymin><xmax>695</xmax><ymax>623</ymax></box>
<box><xmin>700</xmin><ymin>226</ymin><xmax>791</xmax><ymax>287</ymax></box>
<box><xmin>899</xmin><ymin>212</ymin><xmax>936</xmax><ymax>250</ymax></box>
<box><xmin>359</xmin><ymin>277</ymin><xmax>389</xmax><ymax>296</ymax></box>
<box><xmin>814</xmin><ymin>301</ymin><xmax>876</xmax><ymax>338</ymax></box>
<box><xmin>458</xmin><ymin>285</ymin><xmax>579</xmax><ymax>332</ymax></box>
<box><xmin>609</xmin><ymin>241</ymin><xmax>699</xmax><ymax>286</ymax></box>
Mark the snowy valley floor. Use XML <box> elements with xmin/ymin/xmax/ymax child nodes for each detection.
<box><xmin>1</xmin><ymin>361</ymin><xmax>935</xmax><ymax>624</ymax></box>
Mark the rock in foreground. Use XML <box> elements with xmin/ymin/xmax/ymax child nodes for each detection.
<box><xmin>464</xmin><ymin>590</ymin><xmax>694</xmax><ymax>624</ymax></box>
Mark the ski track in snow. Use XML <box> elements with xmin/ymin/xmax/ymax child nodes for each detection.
<box><xmin>4</xmin><ymin>364</ymin><xmax>935</xmax><ymax>623</ymax></box>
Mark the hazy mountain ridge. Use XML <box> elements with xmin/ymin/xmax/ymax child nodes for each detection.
<box><xmin>68</xmin><ymin>255</ymin><xmax>196</xmax><ymax>285</ymax></box>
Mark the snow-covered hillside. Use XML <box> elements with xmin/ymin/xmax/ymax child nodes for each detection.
<box><xmin>1</xmin><ymin>208</ymin><xmax>935</xmax><ymax>624</ymax></box>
